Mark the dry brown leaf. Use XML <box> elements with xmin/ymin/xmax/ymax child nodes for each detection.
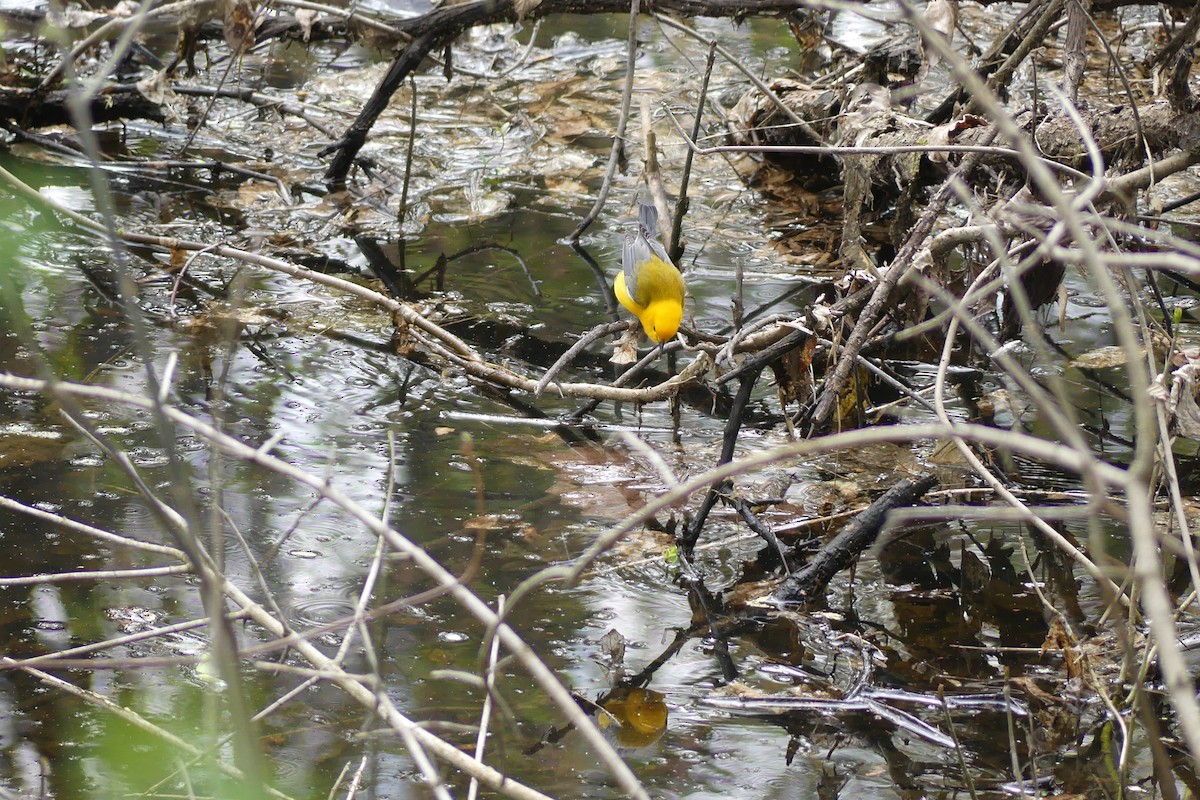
<box><xmin>236</xmin><ymin>180</ymin><xmax>284</xmax><ymax>208</ymax></box>
<box><xmin>136</xmin><ymin>71</ymin><xmax>181</xmax><ymax>122</ymax></box>
<box><xmin>770</xmin><ymin>334</ymin><xmax>815</xmax><ymax>404</ymax></box>
<box><xmin>924</xmin><ymin>114</ymin><xmax>985</xmax><ymax>164</ymax></box>
<box><xmin>600</xmin><ymin>628</ymin><xmax>626</xmax><ymax>666</ymax></box>
<box><xmin>925</xmin><ymin>0</ymin><xmax>957</xmax><ymax>37</ymax></box>
<box><xmin>463</xmin><ymin>514</ymin><xmax>502</xmax><ymax>531</ymax></box>
<box><xmin>222</xmin><ymin>0</ymin><xmax>256</xmax><ymax>53</ymax></box>
<box><xmin>609</xmin><ymin>328</ymin><xmax>639</xmax><ymax>365</ymax></box>
<box><xmin>920</xmin><ymin>0</ymin><xmax>957</xmax><ymax>69</ymax></box>
<box><xmin>1069</xmin><ymin>345</ymin><xmax>1127</xmax><ymax>370</ymax></box>
<box><xmin>1041</xmin><ymin>617</ymin><xmax>1082</xmax><ymax>680</ymax></box>
<box><xmin>514</xmin><ymin>0</ymin><xmax>541</xmax><ymax>21</ymax></box>
<box><xmin>928</xmin><ymin>438</ymin><xmax>970</xmax><ymax>466</ymax></box>
<box><xmin>1008</xmin><ymin>676</ymin><xmax>1061</xmax><ymax>707</ymax></box>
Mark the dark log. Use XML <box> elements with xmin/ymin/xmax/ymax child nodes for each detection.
<box><xmin>772</xmin><ymin>473</ymin><xmax>938</xmax><ymax>604</ymax></box>
<box><xmin>0</xmin><ymin>84</ymin><xmax>166</xmax><ymax>128</ymax></box>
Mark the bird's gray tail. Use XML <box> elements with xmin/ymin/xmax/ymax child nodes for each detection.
<box><xmin>639</xmin><ymin>203</ymin><xmax>659</xmax><ymax>238</ymax></box>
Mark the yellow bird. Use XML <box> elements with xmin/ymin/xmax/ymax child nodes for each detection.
<box><xmin>615</xmin><ymin>203</ymin><xmax>686</xmax><ymax>344</ymax></box>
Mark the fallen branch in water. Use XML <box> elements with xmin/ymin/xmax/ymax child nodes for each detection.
<box><xmin>772</xmin><ymin>474</ymin><xmax>939</xmax><ymax>605</ymax></box>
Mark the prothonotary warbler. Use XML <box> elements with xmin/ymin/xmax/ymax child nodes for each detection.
<box><xmin>615</xmin><ymin>203</ymin><xmax>686</xmax><ymax>344</ymax></box>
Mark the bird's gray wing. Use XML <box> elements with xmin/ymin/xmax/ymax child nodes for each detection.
<box><xmin>639</xmin><ymin>203</ymin><xmax>674</xmax><ymax>266</ymax></box>
<box><xmin>621</xmin><ymin>230</ymin><xmax>642</xmax><ymax>302</ymax></box>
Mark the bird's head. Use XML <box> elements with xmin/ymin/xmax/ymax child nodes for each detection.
<box><xmin>644</xmin><ymin>300</ymin><xmax>683</xmax><ymax>343</ymax></box>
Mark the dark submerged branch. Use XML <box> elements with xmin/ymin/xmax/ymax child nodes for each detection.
<box><xmin>0</xmin><ymin>84</ymin><xmax>166</xmax><ymax>127</ymax></box>
<box><xmin>773</xmin><ymin>474</ymin><xmax>938</xmax><ymax>605</ymax></box>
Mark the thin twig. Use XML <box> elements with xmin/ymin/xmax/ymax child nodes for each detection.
<box><xmin>570</xmin><ymin>0</ymin><xmax>641</xmax><ymax>241</ymax></box>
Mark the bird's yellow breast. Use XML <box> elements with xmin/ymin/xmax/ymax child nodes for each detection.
<box><xmin>615</xmin><ymin>255</ymin><xmax>685</xmax><ymax>343</ymax></box>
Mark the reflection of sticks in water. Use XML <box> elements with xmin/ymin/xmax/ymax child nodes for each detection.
<box><xmin>525</xmin><ymin>604</ymin><xmax>749</xmax><ymax>755</ymax></box>
<box><xmin>704</xmin><ymin>683</ymin><xmax>1029</xmax><ymax>750</ymax></box>
<box><xmin>680</xmin><ymin>366</ymin><xmax>763</xmax><ymax>554</ymax></box>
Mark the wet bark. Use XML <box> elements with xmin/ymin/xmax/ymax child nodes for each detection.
<box><xmin>772</xmin><ymin>474</ymin><xmax>938</xmax><ymax>605</ymax></box>
<box><xmin>0</xmin><ymin>85</ymin><xmax>166</xmax><ymax>128</ymax></box>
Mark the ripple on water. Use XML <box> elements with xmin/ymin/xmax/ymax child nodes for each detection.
<box><xmin>286</xmin><ymin>596</ymin><xmax>358</xmax><ymax>628</ymax></box>
<box><xmin>269</xmin><ymin>746</ymin><xmax>313</xmax><ymax>790</ymax></box>
<box><xmin>267</xmin><ymin>734</ymin><xmax>346</xmax><ymax>792</ymax></box>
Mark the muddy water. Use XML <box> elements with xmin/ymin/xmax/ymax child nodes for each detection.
<box><xmin>0</xmin><ymin>7</ymin><xmax>1175</xmax><ymax>800</ymax></box>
